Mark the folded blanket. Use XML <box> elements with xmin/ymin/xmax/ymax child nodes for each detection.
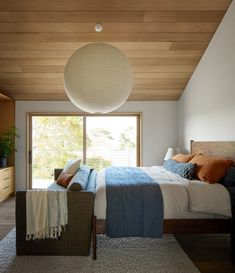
<box><xmin>105</xmin><ymin>167</ymin><xmax>163</xmax><ymax>238</ymax></box>
<box><xmin>186</xmin><ymin>180</ymin><xmax>231</xmax><ymax>217</ymax></box>
<box><xmin>26</xmin><ymin>190</ymin><xmax>68</xmax><ymax>240</ymax></box>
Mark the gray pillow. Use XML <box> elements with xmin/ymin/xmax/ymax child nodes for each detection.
<box><xmin>67</xmin><ymin>165</ymin><xmax>91</xmax><ymax>191</ymax></box>
<box><xmin>163</xmin><ymin>159</ymin><xmax>197</xmax><ymax>180</ymax></box>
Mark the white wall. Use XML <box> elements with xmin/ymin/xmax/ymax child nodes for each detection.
<box><xmin>15</xmin><ymin>101</ymin><xmax>178</xmax><ymax>190</ymax></box>
<box><xmin>179</xmin><ymin>1</ymin><xmax>235</xmax><ymax>153</ymax></box>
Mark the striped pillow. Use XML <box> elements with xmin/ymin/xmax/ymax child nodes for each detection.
<box><xmin>67</xmin><ymin>165</ymin><xmax>91</xmax><ymax>191</ymax></box>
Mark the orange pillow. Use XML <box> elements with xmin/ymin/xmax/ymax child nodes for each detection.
<box><xmin>172</xmin><ymin>153</ymin><xmax>195</xmax><ymax>163</ymax></box>
<box><xmin>57</xmin><ymin>173</ymin><xmax>74</xmax><ymax>188</ymax></box>
<box><xmin>189</xmin><ymin>154</ymin><xmax>233</xmax><ymax>184</ymax></box>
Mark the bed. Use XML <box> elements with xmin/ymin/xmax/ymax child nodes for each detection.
<box><xmin>92</xmin><ymin>140</ymin><xmax>235</xmax><ymax>261</ymax></box>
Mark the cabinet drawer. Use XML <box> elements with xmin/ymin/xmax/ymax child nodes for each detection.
<box><xmin>0</xmin><ymin>184</ymin><xmax>13</xmax><ymax>201</ymax></box>
<box><xmin>0</xmin><ymin>167</ymin><xmax>14</xmax><ymax>179</ymax></box>
<box><xmin>1</xmin><ymin>177</ymin><xmax>12</xmax><ymax>189</ymax></box>
<box><xmin>0</xmin><ymin>167</ymin><xmax>14</xmax><ymax>190</ymax></box>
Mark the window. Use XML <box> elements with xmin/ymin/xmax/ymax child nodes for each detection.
<box><xmin>28</xmin><ymin>113</ymin><xmax>141</xmax><ymax>189</ymax></box>
<box><xmin>30</xmin><ymin>115</ymin><xmax>83</xmax><ymax>188</ymax></box>
<box><xmin>86</xmin><ymin>116</ymin><xmax>138</xmax><ymax>169</ymax></box>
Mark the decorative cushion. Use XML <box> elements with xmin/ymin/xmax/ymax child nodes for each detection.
<box><xmin>57</xmin><ymin>159</ymin><xmax>81</xmax><ymax>182</ymax></box>
<box><xmin>220</xmin><ymin>166</ymin><xmax>235</xmax><ymax>187</ymax></box>
<box><xmin>163</xmin><ymin>159</ymin><xmax>197</xmax><ymax>179</ymax></box>
<box><xmin>56</xmin><ymin>173</ymin><xmax>74</xmax><ymax>188</ymax></box>
<box><xmin>189</xmin><ymin>154</ymin><xmax>233</xmax><ymax>184</ymax></box>
<box><xmin>63</xmin><ymin>159</ymin><xmax>81</xmax><ymax>174</ymax></box>
<box><xmin>67</xmin><ymin>165</ymin><xmax>91</xmax><ymax>191</ymax></box>
<box><xmin>172</xmin><ymin>153</ymin><xmax>195</xmax><ymax>163</ymax></box>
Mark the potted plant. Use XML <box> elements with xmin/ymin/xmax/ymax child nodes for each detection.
<box><xmin>0</xmin><ymin>127</ymin><xmax>19</xmax><ymax>168</ymax></box>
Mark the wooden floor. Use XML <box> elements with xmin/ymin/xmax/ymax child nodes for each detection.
<box><xmin>0</xmin><ymin>197</ymin><xmax>15</xmax><ymax>240</ymax></box>
<box><xmin>0</xmin><ymin>197</ymin><xmax>235</xmax><ymax>273</ymax></box>
<box><xmin>175</xmin><ymin>234</ymin><xmax>235</xmax><ymax>273</ymax></box>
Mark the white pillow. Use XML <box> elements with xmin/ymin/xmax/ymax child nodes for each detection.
<box><xmin>62</xmin><ymin>159</ymin><xmax>81</xmax><ymax>175</ymax></box>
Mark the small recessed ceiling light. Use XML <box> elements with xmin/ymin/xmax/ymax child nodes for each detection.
<box><xmin>95</xmin><ymin>23</ymin><xmax>103</xmax><ymax>32</ymax></box>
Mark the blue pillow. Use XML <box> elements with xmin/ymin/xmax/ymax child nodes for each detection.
<box><xmin>220</xmin><ymin>167</ymin><xmax>235</xmax><ymax>187</ymax></box>
<box><xmin>163</xmin><ymin>159</ymin><xmax>197</xmax><ymax>180</ymax></box>
<box><xmin>86</xmin><ymin>169</ymin><xmax>97</xmax><ymax>192</ymax></box>
<box><xmin>67</xmin><ymin>165</ymin><xmax>91</xmax><ymax>191</ymax></box>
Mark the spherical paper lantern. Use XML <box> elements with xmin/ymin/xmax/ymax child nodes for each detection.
<box><xmin>64</xmin><ymin>43</ymin><xmax>133</xmax><ymax>113</ymax></box>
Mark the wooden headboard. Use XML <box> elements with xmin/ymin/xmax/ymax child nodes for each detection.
<box><xmin>190</xmin><ymin>140</ymin><xmax>235</xmax><ymax>164</ymax></box>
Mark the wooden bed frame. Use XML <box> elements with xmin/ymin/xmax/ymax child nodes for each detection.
<box><xmin>92</xmin><ymin>141</ymin><xmax>235</xmax><ymax>260</ymax></box>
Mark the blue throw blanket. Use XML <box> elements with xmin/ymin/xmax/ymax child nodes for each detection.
<box><xmin>105</xmin><ymin>167</ymin><xmax>163</xmax><ymax>238</ymax></box>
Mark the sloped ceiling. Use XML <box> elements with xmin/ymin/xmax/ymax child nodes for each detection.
<box><xmin>0</xmin><ymin>0</ymin><xmax>232</xmax><ymax>101</ymax></box>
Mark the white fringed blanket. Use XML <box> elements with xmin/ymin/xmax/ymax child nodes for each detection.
<box><xmin>26</xmin><ymin>190</ymin><xmax>68</xmax><ymax>240</ymax></box>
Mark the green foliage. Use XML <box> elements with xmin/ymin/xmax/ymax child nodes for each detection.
<box><xmin>0</xmin><ymin>127</ymin><xmax>19</xmax><ymax>158</ymax></box>
<box><xmin>86</xmin><ymin>157</ymin><xmax>111</xmax><ymax>171</ymax></box>
<box><xmin>33</xmin><ymin>116</ymin><xmax>84</xmax><ymax>151</ymax></box>
<box><xmin>88</xmin><ymin>128</ymin><xmax>114</xmax><ymax>150</ymax></box>
<box><xmin>32</xmin><ymin>116</ymin><xmax>84</xmax><ymax>179</ymax></box>
<box><xmin>119</xmin><ymin>126</ymin><xmax>135</xmax><ymax>150</ymax></box>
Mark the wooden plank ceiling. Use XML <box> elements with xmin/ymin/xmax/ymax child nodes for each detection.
<box><xmin>0</xmin><ymin>0</ymin><xmax>232</xmax><ymax>101</ymax></box>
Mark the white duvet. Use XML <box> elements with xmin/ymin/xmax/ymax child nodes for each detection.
<box><xmin>94</xmin><ymin>166</ymin><xmax>232</xmax><ymax>220</ymax></box>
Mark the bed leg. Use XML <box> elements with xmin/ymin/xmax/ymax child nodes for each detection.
<box><xmin>231</xmin><ymin>218</ymin><xmax>235</xmax><ymax>264</ymax></box>
<box><xmin>92</xmin><ymin>215</ymin><xmax>97</xmax><ymax>260</ymax></box>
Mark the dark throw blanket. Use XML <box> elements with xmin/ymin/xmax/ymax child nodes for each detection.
<box><xmin>105</xmin><ymin>167</ymin><xmax>163</xmax><ymax>238</ymax></box>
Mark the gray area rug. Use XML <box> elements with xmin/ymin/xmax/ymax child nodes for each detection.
<box><xmin>0</xmin><ymin>229</ymin><xmax>200</xmax><ymax>273</ymax></box>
